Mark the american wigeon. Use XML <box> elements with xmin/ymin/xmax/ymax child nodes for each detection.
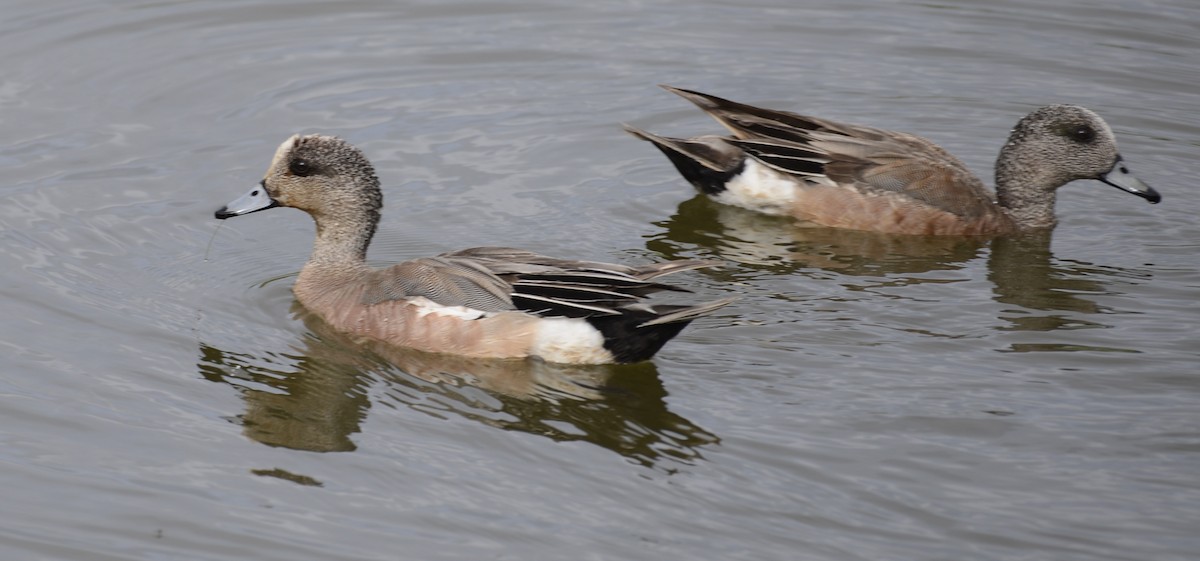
<box><xmin>626</xmin><ymin>86</ymin><xmax>1160</xmax><ymax>236</ymax></box>
<box><xmin>215</xmin><ymin>134</ymin><xmax>733</xmax><ymax>364</ymax></box>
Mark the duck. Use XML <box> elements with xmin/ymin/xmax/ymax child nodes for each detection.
<box><xmin>625</xmin><ymin>86</ymin><xmax>1160</xmax><ymax>236</ymax></box>
<box><xmin>215</xmin><ymin>134</ymin><xmax>733</xmax><ymax>364</ymax></box>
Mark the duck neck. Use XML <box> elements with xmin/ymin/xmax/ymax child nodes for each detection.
<box><xmin>994</xmin><ymin>146</ymin><xmax>1060</xmax><ymax>231</ymax></box>
<box><xmin>299</xmin><ymin>207</ymin><xmax>378</xmax><ymax>285</ymax></box>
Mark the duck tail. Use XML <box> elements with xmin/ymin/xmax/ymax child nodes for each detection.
<box><xmin>638</xmin><ymin>297</ymin><xmax>737</xmax><ymax>327</ymax></box>
<box><xmin>622</xmin><ymin>124</ymin><xmax>745</xmax><ymax>196</ymax></box>
<box><xmin>631</xmin><ymin>258</ymin><xmax>727</xmax><ymax>283</ymax></box>
<box><xmin>586</xmin><ymin>297</ymin><xmax>735</xmax><ymax>363</ymax></box>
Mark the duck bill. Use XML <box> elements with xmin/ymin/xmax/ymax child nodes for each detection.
<box><xmin>1100</xmin><ymin>156</ymin><xmax>1161</xmax><ymax>204</ymax></box>
<box><xmin>214</xmin><ymin>181</ymin><xmax>279</xmax><ymax>219</ymax></box>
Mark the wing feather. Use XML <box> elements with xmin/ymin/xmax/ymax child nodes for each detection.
<box><xmin>359</xmin><ymin>246</ymin><xmax>725</xmax><ymax>319</ymax></box>
<box><xmin>662</xmin><ymin>86</ymin><xmax>997</xmax><ymax>219</ymax></box>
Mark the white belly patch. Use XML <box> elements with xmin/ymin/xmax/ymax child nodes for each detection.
<box><xmin>532</xmin><ymin>318</ymin><xmax>613</xmax><ymax>364</ymax></box>
<box><xmin>713</xmin><ymin>158</ymin><xmax>800</xmax><ymax>215</ymax></box>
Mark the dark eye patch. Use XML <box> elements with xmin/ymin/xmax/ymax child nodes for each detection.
<box><xmin>1067</xmin><ymin>124</ymin><xmax>1096</xmax><ymax>144</ymax></box>
<box><xmin>289</xmin><ymin>158</ymin><xmax>315</xmax><ymax>176</ymax></box>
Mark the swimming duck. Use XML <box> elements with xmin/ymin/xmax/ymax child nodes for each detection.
<box><xmin>625</xmin><ymin>86</ymin><xmax>1159</xmax><ymax>236</ymax></box>
<box><xmin>215</xmin><ymin>134</ymin><xmax>732</xmax><ymax>364</ymax></box>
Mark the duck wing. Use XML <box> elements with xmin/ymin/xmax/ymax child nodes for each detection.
<box><xmin>663</xmin><ymin>86</ymin><xmax>999</xmax><ymax>220</ymax></box>
<box><xmin>363</xmin><ymin>247</ymin><xmax>726</xmax><ymax>320</ymax></box>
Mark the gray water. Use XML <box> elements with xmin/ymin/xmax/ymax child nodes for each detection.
<box><xmin>2</xmin><ymin>1</ymin><xmax>1198</xmax><ymax>559</ymax></box>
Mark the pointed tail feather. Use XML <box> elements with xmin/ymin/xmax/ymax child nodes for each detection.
<box><xmin>631</xmin><ymin>259</ymin><xmax>726</xmax><ymax>281</ymax></box>
<box><xmin>638</xmin><ymin>297</ymin><xmax>737</xmax><ymax>328</ymax></box>
<box><xmin>586</xmin><ymin>296</ymin><xmax>735</xmax><ymax>363</ymax></box>
<box><xmin>623</xmin><ymin>124</ymin><xmax>728</xmax><ymax>171</ymax></box>
<box><xmin>659</xmin><ymin>84</ymin><xmax>732</xmax><ymax>112</ymax></box>
<box><xmin>624</xmin><ymin>124</ymin><xmax>745</xmax><ymax>196</ymax></box>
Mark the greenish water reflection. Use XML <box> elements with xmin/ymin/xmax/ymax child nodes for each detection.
<box><xmin>198</xmin><ymin>304</ymin><xmax>718</xmax><ymax>470</ymax></box>
<box><xmin>649</xmin><ymin>195</ymin><xmax>1143</xmax><ymax>351</ymax></box>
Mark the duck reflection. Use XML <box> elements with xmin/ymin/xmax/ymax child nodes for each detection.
<box><xmin>648</xmin><ymin>195</ymin><xmax>987</xmax><ymax>277</ymax></box>
<box><xmin>649</xmin><ymin>195</ymin><xmax>1137</xmax><ymax>343</ymax></box>
<box><xmin>197</xmin><ymin>303</ymin><xmax>717</xmax><ymax>469</ymax></box>
<box><xmin>198</xmin><ymin>341</ymin><xmax>369</xmax><ymax>453</ymax></box>
<box><xmin>987</xmin><ymin>231</ymin><xmax>1123</xmax><ymax>339</ymax></box>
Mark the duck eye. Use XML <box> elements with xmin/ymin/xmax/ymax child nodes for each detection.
<box><xmin>289</xmin><ymin>159</ymin><xmax>313</xmax><ymax>177</ymax></box>
<box><xmin>1068</xmin><ymin>125</ymin><xmax>1096</xmax><ymax>143</ymax></box>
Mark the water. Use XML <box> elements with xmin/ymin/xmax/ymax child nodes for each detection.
<box><xmin>2</xmin><ymin>0</ymin><xmax>1198</xmax><ymax>559</ymax></box>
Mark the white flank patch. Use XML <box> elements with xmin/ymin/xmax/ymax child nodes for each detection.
<box><xmin>408</xmin><ymin>297</ymin><xmax>486</xmax><ymax>320</ymax></box>
<box><xmin>532</xmin><ymin>318</ymin><xmax>613</xmax><ymax>364</ymax></box>
<box><xmin>713</xmin><ymin>158</ymin><xmax>800</xmax><ymax>215</ymax></box>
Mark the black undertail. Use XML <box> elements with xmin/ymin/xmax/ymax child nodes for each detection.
<box><xmin>650</xmin><ymin>143</ymin><xmax>745</xmax><ymax>197</ymax></box>
<box><xmin>585</xmin><ymin>307</ymin><xmax>696</xmax><ymax>364</ymax></box>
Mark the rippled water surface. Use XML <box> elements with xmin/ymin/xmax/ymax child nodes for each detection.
<box><xmin>2</xmin><ymin>1</ymin><xmax>1198</xmax><ymax>559</ymax></box>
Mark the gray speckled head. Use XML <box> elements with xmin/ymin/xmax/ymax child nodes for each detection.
<box><xmin>264</xmin><ymin>134</ymin><xmax>382</xmax><ymax>215</ymax></box>
<box><xmin>994</xmin><ymin>105</ymin><xmax>1158</xmax><ymax>229</ymax></box>
<box><xmin>216</xmin><ymin>134</ymin><xmax>385</xmax><ymax>264</ymax></box>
